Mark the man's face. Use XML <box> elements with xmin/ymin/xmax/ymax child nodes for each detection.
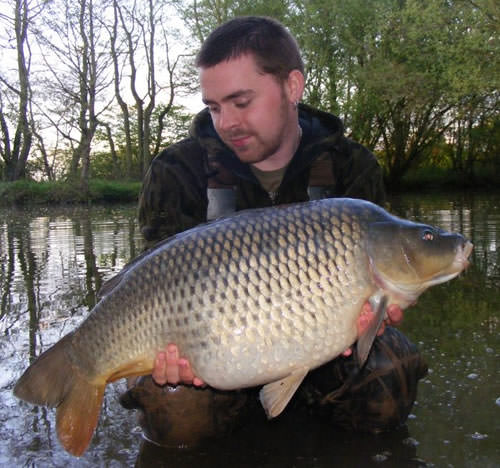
<box><xmin>199</xmin><ymin>54</ymin><xmax>298</xmax><ymax>165</ymax></box>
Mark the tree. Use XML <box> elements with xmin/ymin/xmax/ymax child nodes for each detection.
<box><xmin>176</xmin><ymin>0</ymin><xmax>290</xmax><ymax>44</ymax></box>
<box><xmin>0</xmin><ymin>0</ymin><xmax>41</xmax><ymax>181</ymax></box>
<box><xmin>109</xmin><ymin>0</ymin><xmax>193</xmax><ymax>178</ymax></box>
<box><xmin>107</xmin><ymin>0</ymin><xmax>134</xmax><ymax>178</ymax></box>
<box><xmin>35</xmin><ymin>0</ymin><xmax>113</xmax><ymax>192</ymax></box>
<box><xmin>1</xmin><ymin>0</ymin><xmax>497</xmax><ymax>185</ymax></box>
<box><xmin>299</xmin><ymin>0</ymin><xmax>499</xmax><ymax>186</ymax></box>
<box><xmin>443</xmin><ymin>0</ymin><xmax>500</xmax><ymax>180</ymax></box>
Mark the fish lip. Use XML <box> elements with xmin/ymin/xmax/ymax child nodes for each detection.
<box><xmin>434</xmin><ymin>240</ymin><xmax>473</xmax><ymax>281</ymax></box>
<box><xmin>459</xmin><ymin>240</ymin><xmax>474</xmax><ymax>269</ymax></box>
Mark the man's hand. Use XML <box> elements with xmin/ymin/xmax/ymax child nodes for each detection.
<box><xmin>152</xmin><ymin>343</ymin><xmax>205</xmax><ymax>387</ymax></box>
<box><xmin>341</xmin><ymin>302</ymin><xmax>403</xmax><ymax>357</ymax></box>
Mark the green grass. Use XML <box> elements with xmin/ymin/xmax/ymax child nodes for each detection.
<box><xmin>0</xmin><ymin>179</ymin><xmax>142</xmax><ymax>205</ymax></box>
<box><xmin>88</xmin><ymin>179</ymin><xmax>142</xmax><ymax>202</ymax></box>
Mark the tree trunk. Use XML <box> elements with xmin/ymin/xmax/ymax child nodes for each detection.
<box><xmin>1</xmin><ymin>0</ymin><xmax>33</xmax><ymax>181</ymax></box>
<box><xmin>111</xmin><ymin>0</ymin><xmax>133</xmax><ymax>178</ymax></box>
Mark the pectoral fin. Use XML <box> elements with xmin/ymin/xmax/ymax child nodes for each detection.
<box><xmin>259</xmin><ymin>367</ymin><xmax>309</xmax><ymax>419</ymax></box>
<box><xmin>356</xmin><ymin>295</ymin><xmax>388</xmax><ymax>367</ymax></box>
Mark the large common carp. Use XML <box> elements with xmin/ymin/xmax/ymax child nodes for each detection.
<box><xmin>14</xmin><ymin>198</ymin><xmax>472</xmax><ymax>456</ymax></box>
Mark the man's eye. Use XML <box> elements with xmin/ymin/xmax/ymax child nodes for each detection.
<box><xmin>235</xmin><ymin>100</ymin><xmax>250</xmax><ymax>108</ymax></box>
<box><xmin>208</xmin><ymin>106</ymin><xmax>220</xmax><ymax>113</ymax></box>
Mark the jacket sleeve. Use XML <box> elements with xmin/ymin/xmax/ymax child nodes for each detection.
<box><xmin>138</xmin><ymin>139</ymin><xmax>208</xmax><ymax>249</ymax></box>
<box><xmin>331</xmin><ymin>138</ymin><xmax>386</xmax><ymax>206</ymax></box>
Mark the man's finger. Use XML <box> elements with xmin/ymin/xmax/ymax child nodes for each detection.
<box><xmin>386</xmin><ymin>304</ymin><xmax>404</xmax><ymax>325</ymax></box>
<box><xmin>152</xmin><ymin>351</ymin><xmax>168</xmax><ymax>385</ymax></box>
<box><xmin>178</xmin><ymin>358</ymin><xmax>194</xmax><ymax>384</ymax></box>
<box><xmin>165</xmin><ymin>343</ymin><xmax>180</xmax><ymax>385</ymax></box>
<box><xmin>192</xmin><ymin>377</ymin><xmax>206</xmax><ymax>387</ymax></box>
<box><xmin>357</xmin><ymin>303</ymin><xmax>373</xmax><ymax>335</ymax></box>
<box><xmin>179</xmin><ymin>358</ymin><xmax>206</xmax><ymax>386</ymax></box>
<box><xmin>342</xmin><ymin>348</ymin><xmax>353</xmax><ymax>357</ymax></box>
<box><xmin>358</xmin><ymin>301</ymin><xmax>386</xmax><ymax>337</ymax></box>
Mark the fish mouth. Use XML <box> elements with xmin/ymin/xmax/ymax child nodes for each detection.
<box><xmin>454</xmin><ymin>240</ymin><xmax>473</xmax><ymax>270</ymax></box>
<box><xmin>424</xmin><ymin>240</ymin><xmax>473</xmax><ymax>286</ymax></box>
<box><xmin>371</xmin><ymin>240</ymin><xmax>474</xmax><ymax>306</ymax></box>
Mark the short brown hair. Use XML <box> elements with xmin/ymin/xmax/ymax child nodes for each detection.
<box><xmin>196</xmin><ymin>16</ymin><xmax>304</xmax><ymax>81</ymax></box>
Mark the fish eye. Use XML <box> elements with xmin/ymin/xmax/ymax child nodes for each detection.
<box><xmin>422</xmin><ymin>229</ymin><xmax>434</xmax><ymax>241</ymax></box>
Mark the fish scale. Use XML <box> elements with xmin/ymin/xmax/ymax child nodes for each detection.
<box><xmin>94</xmin><ymin>201</ymin><xmax>356</xmax><ymax>388</ymax></box>
<box><xmin>83</xmin><ymin>201</ymin><xmax>361</xmax><ymax>385</ymax></box>
<box><xmin>13</xmin><ymin>197</ymin><xmax>472</xmax><ymax>456</ymax></box>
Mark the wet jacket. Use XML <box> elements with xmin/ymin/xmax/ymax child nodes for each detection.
<box><xmin>138</xmin><ymin>103</ymin><xmax>385</xmax><ymax>248</ymax></box>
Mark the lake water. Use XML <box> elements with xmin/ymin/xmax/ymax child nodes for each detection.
<box><xmin>0</xmin><ymin>192</ymin><xmax>498</xmax><ymax>467</ymax></box>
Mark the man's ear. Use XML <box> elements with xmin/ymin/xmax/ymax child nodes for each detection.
<box><xmin>285</xmin><ymin>69</ymin><xmax>305</xmax><ymax>104</ymax></box>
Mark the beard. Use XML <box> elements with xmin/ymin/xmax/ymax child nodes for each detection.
<box><xmin>219</xmin><ymin>86</ymin><xmax>292</xmax><ymax>165</ymax></box>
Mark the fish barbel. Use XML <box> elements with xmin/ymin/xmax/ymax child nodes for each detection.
<box><xmin>14</xmin><ymin>198</ymin><xmax>472</xmax><ymax>455</ymax></box>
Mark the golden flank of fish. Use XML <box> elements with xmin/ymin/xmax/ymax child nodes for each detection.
<box><xmin>14</xmin><ymin>198</ymin><xmax>473</xmax><ymax>456</ymax></box>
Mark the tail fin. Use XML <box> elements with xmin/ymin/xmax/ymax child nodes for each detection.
<box><xmin>14</xmin><ymin>333</ymin><xmax>106</xmax><ymax>457</ymax></box>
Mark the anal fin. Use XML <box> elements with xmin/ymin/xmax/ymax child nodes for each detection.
<box><xmin>259</xmin><ymin>367</ymin><xmax>309</xmax><ymax>419</ymax></box>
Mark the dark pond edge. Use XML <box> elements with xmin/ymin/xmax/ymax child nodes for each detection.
<box><xmin>1</xmin><ymin>173</ymin><xmax>499</xmax><ymax>207</ymax></box>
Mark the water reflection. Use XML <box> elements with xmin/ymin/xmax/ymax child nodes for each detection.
<box><xmin>0</xmin><ymin>205</ymin><xmax>143</xmax><ymax>467</ymax></box>
<box><xmin>0</xmin><ymin>193</ymin><xmax>498</xmax><ymax>467</ymax></box>
<box><xmin>389</xmin><ymin>192</ymin><xmax>500</xmax><ymax>288</ymax></box>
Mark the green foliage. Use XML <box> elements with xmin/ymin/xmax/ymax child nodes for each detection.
<box><xmin>0</xmin><ymin>179</ymin><xmax>141</xmax><ymax>205</ymax></box>
<box><xmin>177</xmin><ymin>0</ymin><xmax>499</xmax><ymax>186</ymax></box>
<box><xmin>175</xmin><ymin>0</ymin><xmax>291</xmax><ymax>42</ymax></box>
<box><xmin>89</xmin><ymin>151</ymin><xmax>123</xmax><ymax>180</ymax></box>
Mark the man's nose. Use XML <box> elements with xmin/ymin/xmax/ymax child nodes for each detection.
<box><xmin>218</xmin><ymin>106</ymin><xmax>239</xmax><ymax>131</ymax></box>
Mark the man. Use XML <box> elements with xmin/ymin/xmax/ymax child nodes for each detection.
<box><xmin>122</xmin><ymin>16</ymin><xmax>427</xmax><ymax>446</ymax></box>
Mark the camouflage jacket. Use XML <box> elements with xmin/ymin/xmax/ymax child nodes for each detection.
<box><xmin>138</xmin><ymin>103</ymin><xmax>385</xmax><ymax>248</ymax></box>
